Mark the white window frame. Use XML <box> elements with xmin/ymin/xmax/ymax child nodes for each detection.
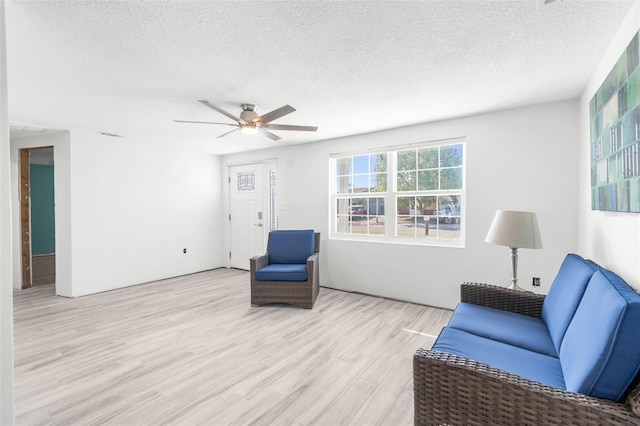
<box><xmin>329</xmin><ymin>138</ymin><xmax>466</xmax><ymax>248</ymax></box>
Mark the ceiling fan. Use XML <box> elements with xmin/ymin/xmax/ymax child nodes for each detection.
<box><xmin>174</xmin><ymin>100</ymin><xmax>318</xmax><ymax>141</ymax></box>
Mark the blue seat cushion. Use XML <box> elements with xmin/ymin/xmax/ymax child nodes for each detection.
<box><xmin>560</xmin><ymin>269</ymin><xmax>640</xmax><ymax>401</ymax></box>
<box><xmin>448</xmin><ymin>303</ymin><xmax>557</xmax><ymax>357</ymax></box>
<box><xmin>255</xmin><ymin>264</ymin><xmax>308</xmax><ymax>281</ymax></box>
<box><xmin>268</xmin><ymin>230</ymin><xmax>315</xmax><ymax>264</ymax></box>
<box><xmin>432</xmin><ymin>327</ymin><xmax>566</xmax><ymax>390</ymax></box>
<box><xmin>541</xmin><ymin>253</ymin><xmax>598</xmax><ymax>353</ymax></box>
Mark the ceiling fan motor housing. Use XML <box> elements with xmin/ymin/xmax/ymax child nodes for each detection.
<box><xmin>240</xmin><ymin>104</ymin><xmax>258</xmax><ymax>123</ymax></box>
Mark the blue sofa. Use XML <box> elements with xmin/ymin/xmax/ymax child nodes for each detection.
<box><xmin>414</xmin><ymin>254</ymin><xmax>640</xmax><ymax>425</ymax></box>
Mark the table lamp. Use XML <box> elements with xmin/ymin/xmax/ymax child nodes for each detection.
<box><xmin>485</xmin><ymin>210</ymin><xmax>542</xmax><ymax>291</ymax></box>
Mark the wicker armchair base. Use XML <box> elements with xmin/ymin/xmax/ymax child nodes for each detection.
<box><xmin>250</xmin><ymin>232</ymin><xmax>320</xmax><ymax>309</ymax></box>
<box><xmin>250</xmin><ymin>275</ymin><xmax>319</xmax><ymax>309</ymax></box>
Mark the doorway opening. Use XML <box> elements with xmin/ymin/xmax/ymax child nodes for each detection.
<box><xmin>19</xmin><ymin>147</ymin><xmax>56</xmax><ymax>289</ymax></box>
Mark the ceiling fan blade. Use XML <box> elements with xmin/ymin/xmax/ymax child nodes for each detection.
<box><xmin>173</xmin><ymin>120</ymin><xmax>238</xmax><ymax>127</ymax></box>
<box><xmin>259</xmin><ymin>128</ymin><xmax>281</xmax><ymax>141</ymax></box>
<box><xmin>253</xmin><ymin>105</ymin><xmax>296</xmax><ymax>125</ymax></box>
<box><xmin>265</xmin><ymin>124</ymin><xmax>318</xmax><ymax>132</ymax></box>
<box><xmin>198</xmin><ymin>100</ymin><xmax>247</xmax><ymax>125</ymax></box>
<box><xmin>217</xmin><ymin>128</ymin><xmax>240</xmax><ymax>138</ymax></box>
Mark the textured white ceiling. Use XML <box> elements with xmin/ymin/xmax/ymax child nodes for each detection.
<box><xmin>5</xmin><ymin>0</ymin><xmax>635</xmax><ymax>154</ymax></box>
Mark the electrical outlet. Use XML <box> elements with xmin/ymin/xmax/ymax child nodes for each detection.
<box><xmin>532</xmin><ymin>277</ymin><xmax>541</xmax><ymax>287</ymax></box>
<box><xmin>183</xmin><ymin>248</ymin><xmax>187</xmax><ymax>254</ymax></box>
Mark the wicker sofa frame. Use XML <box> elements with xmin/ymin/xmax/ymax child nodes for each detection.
<box><xmin>249</xmin><ymin>232</ymin><xmax>320</xmax><ymax>309</ymax></box>
<box><xmin>414</xmin><ymin>282</ymin><xmax>640</xmax><ymax>426</ymax></box>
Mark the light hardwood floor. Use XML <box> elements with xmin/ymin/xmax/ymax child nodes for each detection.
<box><xmin>13</xmin><ymin>268</ymin><xmax>452</xmax><ymax>425</ymax></box>
<box><xmin>31</xmin><ymin>254</ymin><xmax>56</xmax><ymax>287</ymax></box>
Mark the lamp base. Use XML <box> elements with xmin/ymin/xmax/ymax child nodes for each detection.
<box><xmin>507</xmin><ymin>247</ymin><xmax>526</xmax><ymax>291</ymax></box>
<box><xmin>507</xmin><ymin>281</ymin><xmax>526</xmax><ymax>291</ymax></box>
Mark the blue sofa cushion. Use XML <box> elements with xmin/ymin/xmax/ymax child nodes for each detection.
<box><xmin>560</xmin><ymin>269</ymin><xmax>640</xmax><ymax>401</ymax></box>
<box><xmin>255</xmin><ymin>264</ymin><xmax>308</xmax><ymax>281</ymax></box>
<box><xmin>268</xmin><ymin>230</ymin><xmax>315</xmax><ymax>265</ymax></box>
<box><xmin>448</xmin><ymin>303</ymin><xmax>557</xmax><ymax>357</ymax></box>
<box><xmin>541</xmin><ymin>253</ymin><xmax>598</xmax><ymax>353</ymax></box>
<box><xmin>432</xmin><ymin>327</ymin><xmax>566</xmax><ymax>390</ymax></box>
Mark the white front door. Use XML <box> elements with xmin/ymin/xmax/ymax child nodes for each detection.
<box><xmin>229</xmin><ymin>163</ymin><xmax>265</xmax><ymax>270</ymax></box>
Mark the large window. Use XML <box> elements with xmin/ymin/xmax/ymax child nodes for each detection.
<box><xmin>331</xmin><ymin>139</ymin><xmax>465</xmax><ymax>246</ymax></box>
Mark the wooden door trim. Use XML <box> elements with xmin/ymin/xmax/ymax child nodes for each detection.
<box><xmin>19</xmin><ymin>149</ymin><xmax>32</xmax><ymax>289</ymax></box>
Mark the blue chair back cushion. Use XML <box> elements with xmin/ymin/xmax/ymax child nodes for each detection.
<box><xmin>268</xmin><ymin>230</ymin><xmax>315</xmax><ymax>265</ymax></box>
<box><xmin>541</xmin><ymin>254</ymin><xmax>598</xmax><ymax>353</ymax></box>
<box><xmin>255</xmin><ymin>264</ymin><xmax>308</xmax><ymax>282</ymax></box>
<box><xmin>559</xmin><ymin>269</ymin><xmax>640</xmax><ymax>401</ymax></box>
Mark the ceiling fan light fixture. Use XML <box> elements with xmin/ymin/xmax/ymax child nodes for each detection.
<box><xmin>240</xmin><ymin>126</ymin><xmax>259</xmax><ymax>135</ymax></box>
<box><xmin>177</xmin><ymin>100</ymin><xmax>317</xmax><ymax>140</ymax></box>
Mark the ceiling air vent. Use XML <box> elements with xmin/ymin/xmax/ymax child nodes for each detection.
<box><xmin>97</xmin><ymin>131</ymin><xmax>123</xmax><ymax>138</ymax></box>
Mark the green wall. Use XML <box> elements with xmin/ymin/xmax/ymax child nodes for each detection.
<box><xmin>30</xmin><ymin>164</ymin><xmax>55</xmax><ymax>255</ymax></box>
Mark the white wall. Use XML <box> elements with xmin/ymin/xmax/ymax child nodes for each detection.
<box><xmin>0</xmin><ymin>1</ymin><xmax>14</xmax><ymax>421</ymax></box>
<box><xmin>10</xmin><ymin>130</ymin><xmax>226</xmax><ymax>297</ymax></box>
<box><xmin>67</xmin><ymin>131</ymin><xmax>225</xmax><ymax>297</ymax></box>
<box><xmin>224</xmin><ymin>99</ymin><xmax>580</xmax><ymax>309</ymax></box>
<box><xmin>579</xmin><ymin>1</ymin><xmax>640</xmax><ymax>289</ymax></box>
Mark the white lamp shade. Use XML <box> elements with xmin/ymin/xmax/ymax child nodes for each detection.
<box><xmin>485</xmin><ymin>210</ymin><xmax>543</xmax><ymax>249</ymax></box>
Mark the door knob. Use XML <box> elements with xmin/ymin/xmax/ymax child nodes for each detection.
<box><xmin>255</xmin><ymin>223</ymin><xmax>263</xmax><ymax>227</ymax></box>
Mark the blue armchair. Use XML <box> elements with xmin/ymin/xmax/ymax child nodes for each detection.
<box><xmin>250</xmin><ymin>230</ymin><xmax>320</xmax><ymax>309</ymax></box>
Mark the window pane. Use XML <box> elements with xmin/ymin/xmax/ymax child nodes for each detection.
<box><xmin>351</xmin><ymin>197</ymin><xmax>366</xmax><ymax>209</ymax></box>
<box><xmin>397</xmin><ymin>216</ymin><xmax>417</xmax><ymax>237</ymax></box>
<box><xmin>369</xmin><ymin>197</ymin><xmax>385</xmax><ymax>215</ymax></box>
<box><xmin>366</xmin><ymin>197</ymin><xmax>386</xmax><ymax>236</ymax></box>
<box><xmin>350</xmin><ymin>198</ymin><xmax>366</xmax><ymax>224</ymax></box>
<box><xmin>371</xmin><ymin>153</ymin><xmax>387</xmax><ymax>173</ymax></box>
<box><xmin>368</xmin><ymin>215</ymin><xmax>385</xmax><ymax>235</ymax></box>
<box><xmin>432</xmin><ymin>207</ymin><xmax>461</xmax><ymax>239</ymax></box>
<box><xmin>336</xmin><ymin>214</ymin><xmax>349</xmax><ymax>233</ymax></box>
<box><xmin>370</xmin><ymin>173</ymin><xmax>387</xmax><ymax>192</ymax></box>
<box><xmin>397</xmin><ymin>171</ymin><xmax>416</xmax><ymax>191</ymax></box>
<box><xmin>417</xmin><ymin>196</ymin><xmax>437</xmax><ymax>215</ymax></box>
<box><xmin>440</xmin><ymin>167</ymin><xmax>462</xmax><ymax>189</ymax></box>
<box><xmin>397</xmin><ymin>196</ymin><xmax>412</xmax><ymax>215</ymax></box>
<box><xmin>418</xmin><ymin>170</ymin><xmax>438</xmax><ymax>190</ymax></box>
<box><xmin>334</xmin><ymin>196</ymin><xmax>388</xmax><ymax>236</ymax></box>
<box><xmin>336</xmin><ymin>176</ymin><xmax>351</xmax><ymax>194</ymax></box>
<box><xmin>397</xmin><ymin>150</ymin><xmax>416</xmax><ymax>171</ymax></box>
<box><xmin>336</xmin><ymin>198</ymin><xmax>350</xmax><ymax>214</ymax></box>
<box><xmin>336</xmin><ymin>157</ymin><xmax>351</xmax><ymax>175</ymax></box>
<box><xmin>435</xmin><ymin>196</ymin><xmax>461</xmax><ymax>233</ymax></box>
<box><xmin>350</xmin><ymin>218</ymin><xmax>368</xmax><ymax>234</ymax></box>
<box><xmin>335</xmin><ymin>153</ymin><xmax>387</xmax><ymax>195</ymax></box>
<box><xmin>336</xmin><ymin>198</ymin><xmax>351</xmax><ymax>233</ymax></box>
<box><xmin>439</xmin><ymin>195</ymin><xmax>460</xmax><ymax>212</ymax></box>
<box><xmin>237</xmin><ymin>172</ymin><xmax>256</xmax><ymax>192</ymax></box>
<box><xmin>352</xmin><ymin>175</ymin><xmax>369</xmax><ymax>192</ymax></box>
<box><xmin>269</xmin><ymin>170</ymin><xmax>277</xmax><ymax>231</ymax></box>
<box><xmin>440</xmin><ymin>144</ymin><xmax>463</xmax><ymax>167</ymax></box>
<box><xmin>418</xmin><ymin>147</ymin><xmax>438</xmax><ymax>169</ymax></box>
<box><xmin>353</xmin><ymin>155</ymin><xmax>369</xmax><ymax>174</ymax></box>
